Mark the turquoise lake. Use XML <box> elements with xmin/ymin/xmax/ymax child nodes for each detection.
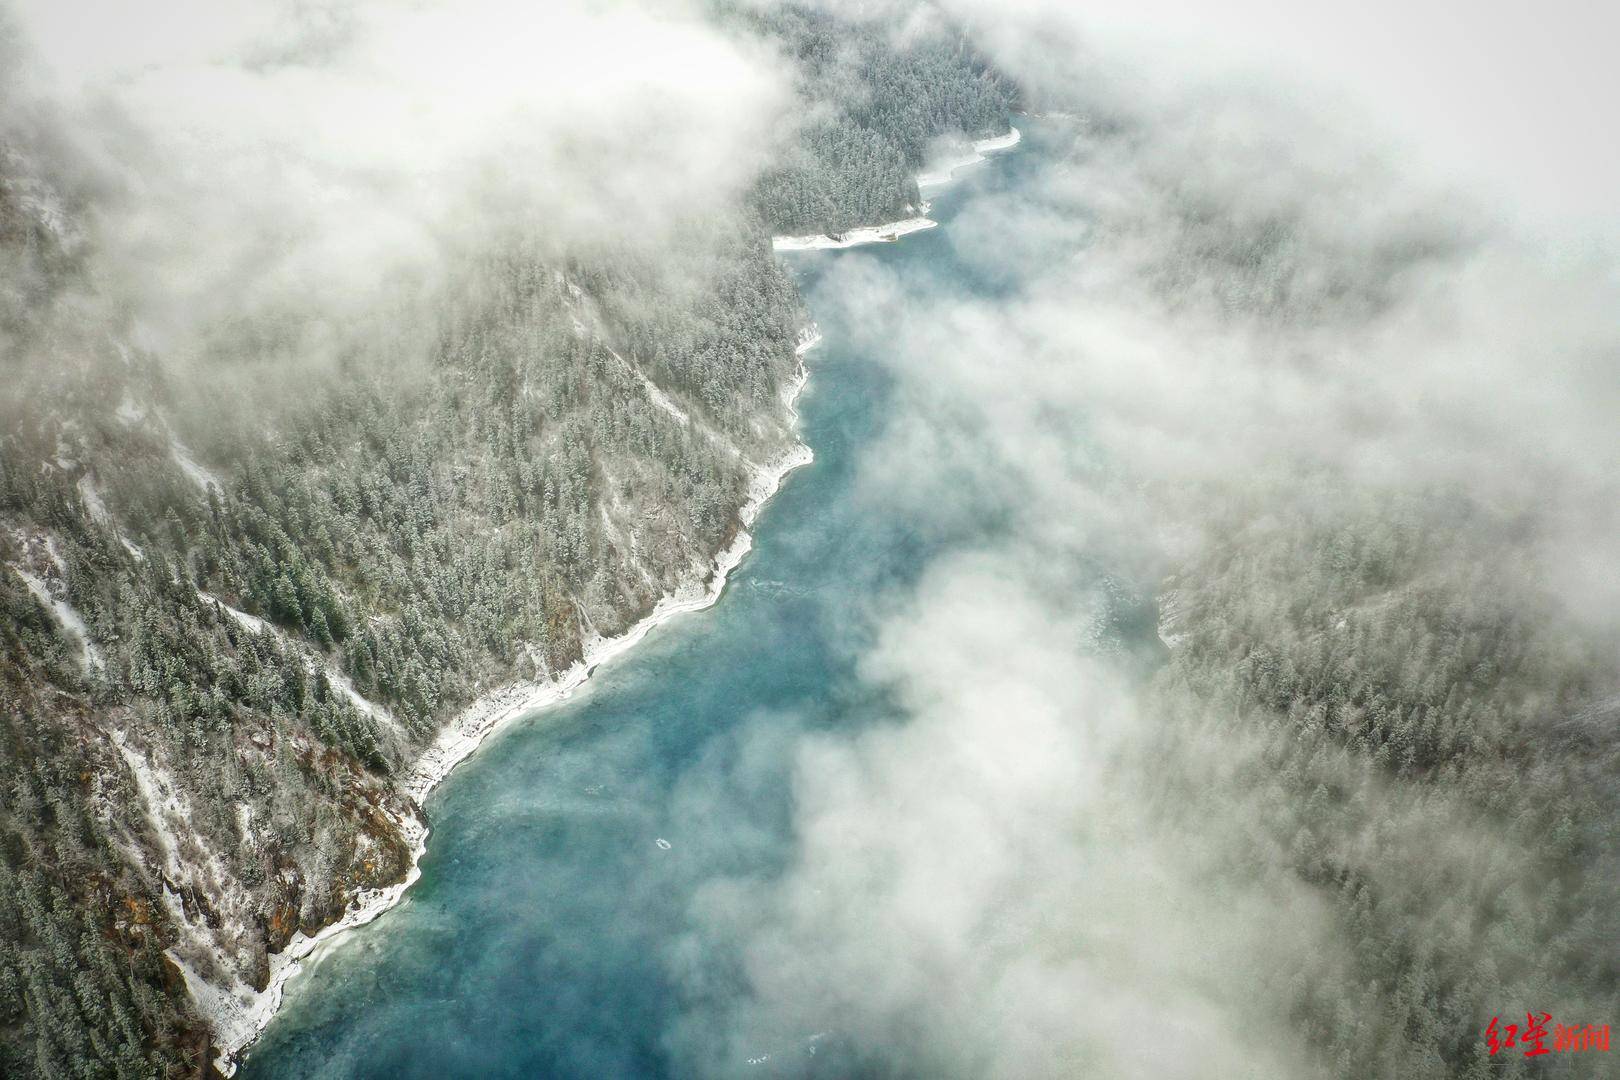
<box><xmin>245</xmin><ymin>120</ymin><xmax>1114</xmax><ymax>1080</ymax></box>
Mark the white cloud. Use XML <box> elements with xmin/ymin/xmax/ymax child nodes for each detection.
<box><xmin>952</xmin><ymin>0</ymin><xmax>1620</xmax><ymax>231</ymax></box>
<box><xmin>672</xmin><ymin>552</ymin><xmax>1337</xmax><ymax>1078</ymax></box>
<box><xmin>6</xmin><ymin>0</ymin><xmax>792</xmax><ymax>359</ymax></box>
<box><xmin>658</xmin><ymin>12</ymin><xmax>1620</xmax><ymax>1073</ymax></box>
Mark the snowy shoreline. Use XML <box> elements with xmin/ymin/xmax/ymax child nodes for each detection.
<box><xmin>772</xmin><ymin>216</ymin><xmax>938</xmax><ymax>252</ymax></box>
<box><xmin>209</xmin><ymin>330</ymin><xmax>823</xmax><ymax>1075</ymax></box>
<box><xmin>916</xmin><ymin>126</ymin><xmax>1021</xmax><ymax>188</ymax></box>
<box><xmin>211</xmin><ymin>118</ymin><xmax>1022</xmax><ymax>1067</ymax></box>
<box><xmin>771</xmin><ymin>126</ymin><xmax>1020</xmax><ymax>252</ymax></box>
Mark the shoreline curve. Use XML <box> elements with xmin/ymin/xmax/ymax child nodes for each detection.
<box><xmin>204</xmin><ymin>329</ymin><xmax>822</xmax><ymax>1075</ymax></box>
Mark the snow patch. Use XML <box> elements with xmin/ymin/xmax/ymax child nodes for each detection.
<box><xmin>200</xmin><ymin>591</ymin><xmax>401</xmax><ymax>733</ymax></box>
<box><xmin>772</xmin><ymin>127</ymin><xmax>1020</xmax><ymax>251</ymax></box>
<box><xmin>795</xmin><ymin>326</ymin><xmax>824</xmax><ymax>357</ymax></box>
<box><xmin>4</xmin><ymin>161</ymin><xmax>79</xmax><ymax>244</ymax></box>
<box><xmin>216</xmin><ymin>323</ymin><xmax>824</xmax><ymax>1070</ymax></box>
<box><xmin>327</xmin><ymin>664</ymin><xmax>399</xmax><ymax>732</ymax></box>
<box><xmin>772</xmin><ymin>216</ymin><xmax>937</xmax><ymax>252</ymax></box>
<box><xmin>917</xmin><ymin>126</ymin><xmax>1022</xmax><ymax>188</ymax></box>
<box><xmin>202</xmin><ymin>799</ymin><xmax>427</xmax><ymax>1074</ymax></box>
<box><xmin>77</xmin><ymin>475</ymin><xmax>112</xmax><ymax>528</ymax></box>
<box><xmin>205</xmin><ymin>798</ymin><xmax>424</xmax><ymax>1075</ymax></box>
<box><xmin>201</xmin><ymin>592</ymin><xmax>269</xmax><ymax>636</ymax></box>
<box><xmin>1157</xmin><ymin>586</ymin><xmax>1189</xmax><ymax>650</ymax></box>
<box><xmin>608</xmin><ymin>345</ymin><xmax>690</xmax><ymax>426</ymax></box>
<box><xmin>396</xmin><ymin>346</ymin><xmax>818</xmax><ymax>808</ymax></box>
<box><xmin>11</xmin><ymin>562</ymin><xmax>102</xmax><ymax>673</ymax></box>
<box><xmin>640</xmin><ymin>376</ymin><xmax>690</xmax><ymax>426</ymax></box>
<box><xmin>116</xmin><ymin>393</ymin><xmax>147</xmax><ymax>426</ymax></box>
<box><xmin>171</xmin><ymin>439</ymin><xmax>221</xmax><ymax>493</ymax></box>
<box><xmin>111</xmin><ymin>731</ymin><xmax>186</xmax><ymax>879</ymax></box>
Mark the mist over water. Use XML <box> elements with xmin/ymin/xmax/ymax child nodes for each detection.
<box><xmin>246</xmin><ymin>123</ymin><xmax>1302</xmax><ymax>1080</ymax></box>
<box><xmin>244</xmin><ymin>134</ymin><xmax>1100</xmax><ymax>1079</ymax></box>
<box><xmin>5</xmin><ymin>1</ymin><xmax>1614</xmax><ymax>1074</ymax></box>
<box><xmin>236</xmin><ymin>63</ymin><xmax>1620</xmax><ymax>1079</ymax></box>
<box><xmin>237</xmin><ymin>85</ymin><xmax>1620</xmax><ymax>1078</ymax></box>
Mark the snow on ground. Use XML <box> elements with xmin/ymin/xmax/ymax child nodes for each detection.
<box><xmin>607</xmin><ymin>345</ymin><xmax>690</xmax><ymax>426</ymax></box>
<box><xmin>396</xmin><ymin>322</ymin><xmax>820</xmax><ymax>807</ymax></box>
<box><xmin>9</xmin><ymin>554</ymin><xmax>103</xmax><ymax>673</ymax></box>
<box><xmin>976</xmin><ymin>127</ymin><xmax>1022</xmax><ymax>153</ymax></box>
<box><xmin>17</xmin><ymin>192</ymin><xmax>69</xmax><ymax>240</ymax></box>
<box><xmin>67</xmin><ymin>127</ymin><xmax>891</xmax><ymax>1065</ymax></box>
<box><xmin>327</xmin><ymin>665</ymin><xmax>400</xmax><ymax>732</ymax></box>
<box><xmin>202</xmin><ymin>799</ymin><xmax>428</xmax><ymax>1076</ymax></box>
<box><xmin>212</xmin><ymin>320</ymin><xmax>826</xmax><ymax>1070</ymax></box>
<box><xmin>772</xmin><ymin>216</ymin><xmax>938</xmax><ymax>252</ymax></box>
<box><xmin>200</xmin><ymin>592</ymin><xmax>268</xmax><ymax>635</ymax></box>
<box><xmin>112</xmin><ymin>716</ymin><xmax>426</xmax><ymax>1076</ymax></box>
<box><xmin>68</xmin><ymin>475</ymin><xmax>140</xmax><ymax>558</ymax></box>
<box><xmin>111</xmin><ymin>731</ymin><xmax>187</xmax><ymax>880</ymax></box>
<box><xmin>1157</xmin><ymin>586</ymin><xmax>1188</xmax><ymax>650</ymax></box>
<box><xmin>773</xmin><ymin>126</ymin><xmax>1021</xmax><ymax>251</ymax></box>
<box><xmin>170</xmin><ymin>955</ymin><xmax>262</xmax><ymax>1067</ymax></box>
<box><xmin>199</xmin><ymin>590</ymin><xmax>401</xmax><ymax>733</ymax></box>
<box><xmin>111</xmin><ymin>730</ymin><xmax>261</xmax><ymax>997</ymax></box>
<box><xmin>917</xmin><ymin>126</ymin><xmax>1022</xmax><ymax>187</ymax></box>
<box><xmin>783</xmin><ymin>329</ymin><xmax>820</xmax><ymax>414</ymax></box>
<box><xmin>795</xmin><ymin>325</ymin><xmax>823</xmax><ymax>358</ymax></box>
<box><xmin>54</xmin><ymin>425</ymin><xmax>81</xmax><ymax>470</ymax></box>
<box><xmin>76</xmin><ymin>474</ymin><xmax>112</xmax><ymax>528</ymax></box>
<box><xmin>116</xmin><ymin>393</ymin><xmax>146</xmax><ymax>426</ymax></box>
<box><xmin>170</xmin><ymin>438</ymin><xmax>221</xmax><ymax>493</ymax></box>
<box><xmin>638</xmin><ymin>374</ymin><xmax>690</xmax><ymax>426</ymax></box>
<box><xmin>604</xmin><ymin>343</ymin><xmax>766</xmax><ymax>473</ymax></box>
<box><xmin>120</xmin><ymin>392</ymin><xmax>228</xmax><ymax>505</ymax></box>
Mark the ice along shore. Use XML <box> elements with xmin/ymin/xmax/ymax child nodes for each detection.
<box><xmin>771</xmin><ymin>127</ymin><xmax>1020</xmax><ymax>251</ymax></box>
<box><xmin>202</xmin><ymin>331</ymin><xmax>820</xmax><ymax>1075</ymax></box>
<box><xmin>213</xmin><ymin>122</ymin><xmax>1021</xmax><ymax>1074</ymax></box>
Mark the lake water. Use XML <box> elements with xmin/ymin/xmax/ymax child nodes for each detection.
<box><xmin>245</xmin><ymin>120</ymin><xmax>1107</xmax><ymax>1080</ymax></box>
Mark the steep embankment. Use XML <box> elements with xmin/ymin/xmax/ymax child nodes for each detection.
<box><xmin>0</xmin><ymin>138</ymin><xmax>807</xmax><ymax>1076</ymax></box>
<box><xmin>1</xmin><ymin>6</ymin><xmax>1022</xmax><ymax>1074</ymax></box>
<box><xmin>199</xmin><ymin>327</ymin><xmax>822</xmax><ymax>1071</ymax></box>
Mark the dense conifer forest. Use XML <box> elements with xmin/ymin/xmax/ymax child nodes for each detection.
<box><xmin>1150</xmin><ymin>494</ymin><xmax>1620</xmax><ymax>1078</ymax></box>
<box><xmin>0</xmin><ymin>6</ymin><xmax>1017</xmax><ymax>1076</ymax></box>
<box><xmin>0</xmin><ymin>179</ymin><xmax>803</xmax><ymax>1077</ymax></box>
<box><xmin>5</xmin><ymin>3</ymin><xmax>1614</xmax><ymax>1079</ymax></box>
<box><xmin>1117</xmin><ymin>155</ymin><xmax>1620</xmax><ymax>1076</ymax></box>
<box><xmin>735</xmin><ymin>2</ymin><xmax>1017</xmax><ymax>235</ymax></box>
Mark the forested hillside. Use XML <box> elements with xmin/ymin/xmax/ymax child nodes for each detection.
<box><xmin>1111</xmin><ymin>132</ymin><xmax>1620</xmax><ymax>1078</ymax></box>
<box><xmin>1151</xmin><ymin>491</ymin><xmax>1620</xmax><ymax>1078</ymax></box>
<box><xmin>734</xmin><ymin>3</ymin><xmax>1017</xmax><ymax>235</ymax></box>
<box><xmin>0</xmin><ymin>4</ymin><xmax>1024</xmax><ymax>1074</ymax></box>
<box><xmin>822</xmin><ymin>100</ymin><xmax>1620</xmax><ymax>1077</ymax></box>
<box><xmin>0</xmin><ymin>144</ymin><xmax>804</xmax><ymax>1076</ymax></box>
